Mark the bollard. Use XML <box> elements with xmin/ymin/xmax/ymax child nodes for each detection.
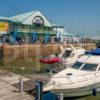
<box><xmin>35</xmin><ymin>80</ymin><xmax>43</xmax><ymax>100</ymax></box>
<box><xmin>20</xmin><ymin>77</ymin><xmax>23</xmax><ymax>94</ymax></box>
<box><xmin>58</xmin><ymin>93</ymin><xmax>64</xmax><ymax>100</ymax></box>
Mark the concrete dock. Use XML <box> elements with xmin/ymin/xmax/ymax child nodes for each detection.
<box><xmin>0</xmin><ymin>69</ymin><xmax>34</xmax><ymax>100</ymax></box>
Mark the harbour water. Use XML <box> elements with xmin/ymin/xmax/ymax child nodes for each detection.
<box><xmin>1</xmin><ymin>55</ymin><xmax>100</xmax><ymax>100</ymax></box>
<box><xmin>43</xmin><ymin>91</ymin><xmax>100</xmax><ymax>100</ymax></box>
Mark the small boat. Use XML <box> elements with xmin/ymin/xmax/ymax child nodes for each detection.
<box><xmin>59</xmin><ymin>44</ymin><xmax>85</xmax><ymax>66</ymax></box>
<box><xmin>44</xmin><ymin>48</ymin><xmax>100</xmax><ymax>97</ymax></box>
<box><xmin>39</xmin><ymin>57</ymin><xmax>61</xmax><ymax>64</ymax></box>
<box><xmin>39</xmin><ymin>57</ymin><xmax>62</xmax><ymax>73</ymax></box>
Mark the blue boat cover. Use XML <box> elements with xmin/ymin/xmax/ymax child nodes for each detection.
<box><xmin>85</xmin><ymin>48</ymin><xmax>100</xmax><ymax>55</ymax></box>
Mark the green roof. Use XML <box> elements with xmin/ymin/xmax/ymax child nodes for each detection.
<box><xmin>0</xmin><ymin>11</ymin><xmax>52</xmax><ymax>27</ymax></box>
<box><xmin>10</xmin><ymin>11</ymin><xmax>37</xmax><ymax>23</ymax></box>
<box><xmin>10</xmin><ymin>11</ymin><xmax>52</xmax><ymax>27</ymax></box>
<box><xmin>0</xmin><ymin>16</ymin><xmax>21</xmax><ymax>23</ymax></box>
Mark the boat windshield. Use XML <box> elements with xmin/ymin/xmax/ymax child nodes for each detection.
<box><xmin>81</xmin><ymin>63</ymin><xmax>98</xmax><ymax>71</ymax></box>
<box><xmin>72</xmin><ymin>62</ymin><xmax>83</xmax><ymax>69</ymax></box>
<box><xmin>63</xmin><ymin>50</ymin><xmax>72</xmax><ymax>58</ymax></box>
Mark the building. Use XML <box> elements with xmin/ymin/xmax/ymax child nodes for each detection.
<box><xmin>0</xmin><ymin>11</ymin><xmax>58</xmax><ymax>44</ymax></box>
<box><xmin>52</xmin><ymin>24</ymin><xmax>64</xmax><ymax>42</ymax></box>
<box><xmin>61</xmin><ymin>30</ymin><xmax>80</xmax><ymax>43</ymax></box>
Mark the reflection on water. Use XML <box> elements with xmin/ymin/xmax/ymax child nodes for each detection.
<box><xmin>67</xmin><ymin>94</ymin><xmax>99</xmax><ymax>100</ymax></box>
<box><xmin>64</xmin><ymin>93</ymin><xmax>100</xmax><ymax>100</ymax></box>
<box><xmin>1</xmin><ymin>56</ymin><xmax>100</xmax><ymax>100</ymax></box>
<box><xmin>43</xmin><ymin>92</ymin><xmax>100</xmax><ymax>100</ymax></box>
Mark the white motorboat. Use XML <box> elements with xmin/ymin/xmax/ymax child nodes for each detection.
<box><xmin>46</xmin><ymin>44</ymin><xmax>85</xmax><ymax>73</ymax></box>
<box><xmin>44</xmin><ymin>48</ymin><xmax>100</xmax><ymax>97</ymax></box>
<box><xmin>59</xmin><ymin>44</ymin><xmax>85</xmax><ymax>66</ymax></box>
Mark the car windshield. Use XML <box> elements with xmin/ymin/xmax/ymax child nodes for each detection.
<box><xmin>72</xmin><ymin>62</ymin><xmax>83</xmax><ymax>69</ymax></box>
<box><xmin>81</xmin><ymin>63</ymin><xmax>98</xmax><ymax>71</ymax></box>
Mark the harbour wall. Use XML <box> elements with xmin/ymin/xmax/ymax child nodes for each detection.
<box><xmin>0</xmin><ymin>43</ymin><xmax>96</xmax><ymax>72</ymax></box>
<box><xmin>2</xmin><ymin>43</ymin><xmax>96</xmax><ymax>59</ymax></box>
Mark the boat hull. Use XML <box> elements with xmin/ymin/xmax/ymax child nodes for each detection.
<box><xmin>50</xmin><ymin>83</ymin><xmax>100</xmax><ymax>97</ymax></box>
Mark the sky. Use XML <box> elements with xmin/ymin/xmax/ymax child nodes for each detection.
<box><xmin>0</xmin><ymin>0</ymin><xmax>100</xmax><ymax>38</ymax></box>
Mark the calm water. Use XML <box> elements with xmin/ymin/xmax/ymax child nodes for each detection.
<box><xmin>1</xmin><ymin>57</ymin><xmax>100</xmax><ymax>100</ymax></box>
<box><xmin>43</xmin><ymin>91</ymin><xmax>100</xmax><ymax>100</ymax></box>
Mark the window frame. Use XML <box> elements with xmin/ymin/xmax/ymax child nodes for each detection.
<box><xmin>80</xmin><ymin>63</ymin><xmax>98</xmax><ymax>71</ymax></box>
<box><xmin>71</xmin><ymin>61</ymin><xmax>84</xmax><ymax>69</ymax></box>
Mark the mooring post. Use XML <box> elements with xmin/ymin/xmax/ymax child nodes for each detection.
<box><xmin>58</xmin><ymin>93</ymin><xmax>63</xmax><ymax>100</ymax></box>
<box><xmin>35</xmin><ymin>80</ymin><xmax>43</xmax><ymax>100</ymax></box>
<box><xmin>20</xmin><ymin>77</ymin><xmax>23</xmax><ymax>94</ymax></box>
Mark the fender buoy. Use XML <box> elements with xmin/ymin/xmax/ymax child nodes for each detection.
<box><xmin>92</xmin><ymin>87</ymin><xmax>97</xmax><ymax>96</ymax></box>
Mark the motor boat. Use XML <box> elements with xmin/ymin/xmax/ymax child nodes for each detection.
<box><xmin>44</xmin><ymin>48</ymin><xmax>100</xmax><ymax>97</ymax></box>
<box><xmin>59</xmin><ymin>44</ymin><xmax>85</xmax><ymax>66</ymax></box>
<box><xmin>40</xmin><ymin>44</ymin><xmax>85</xmax><ymax>73</ymax></box>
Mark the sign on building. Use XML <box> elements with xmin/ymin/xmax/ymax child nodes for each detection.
<box><xmin>0</xmin><ymin>22</ymin><xmax>8</xmax><ymax>34</ymax></box>
<box><xmin>33</xmin><ymin>16</ymin><xmax>44</xmax><ymax>26</ymax></box>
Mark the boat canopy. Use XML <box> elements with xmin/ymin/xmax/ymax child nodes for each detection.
<box><xmin>85</xmin><ymin>48</ymin><xmax>100</xmax><ymax>55</ymax></box>
<box><xmin>39</xmin><ymin>57</ymin><xmax>61</xmax><ymax>64</ymax></box>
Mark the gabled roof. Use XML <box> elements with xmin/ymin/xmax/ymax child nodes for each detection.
<box><xmin>10</xmin><ymin>11</ymin><xmax>37</xmax><ymax>22</ymax></box>
<box><xmin>9</xmin><ymin>11</ymin><xmax>52</xmax><ymax>27</ymax></box>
